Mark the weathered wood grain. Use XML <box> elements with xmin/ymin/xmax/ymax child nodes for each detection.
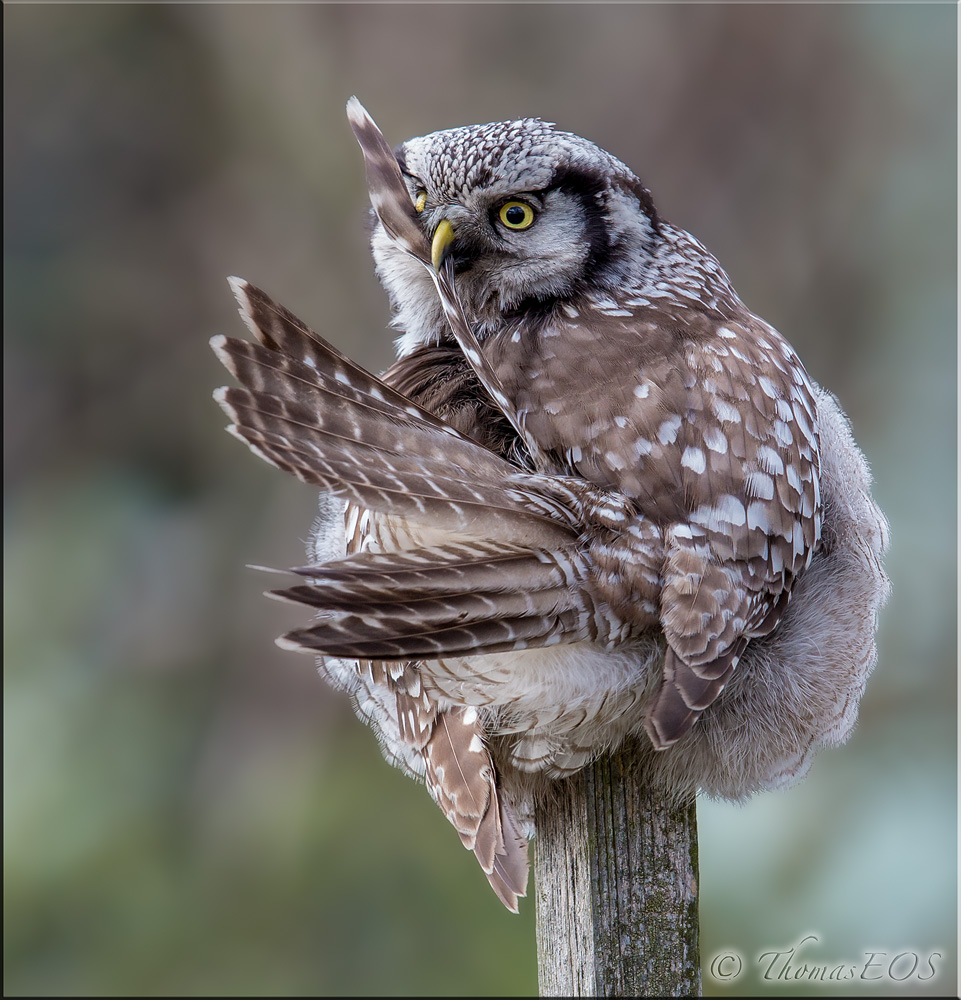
<box><xmin>534</xmin><ymin>743</ymin><xmax>700</xmax><ymax>997</ymax></box>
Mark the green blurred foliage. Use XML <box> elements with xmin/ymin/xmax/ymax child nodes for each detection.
<box><xmin>4</xmin><ymin>4</ymin><xmax>956</xmax><ymax>996</ymax></box>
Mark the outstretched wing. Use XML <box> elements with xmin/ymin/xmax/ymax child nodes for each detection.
<box><xmin>210</xmin><ymin>278</ymin><xmax>598</xmax><ymax>910</ymax></box>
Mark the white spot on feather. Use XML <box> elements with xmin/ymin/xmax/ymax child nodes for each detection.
<box><xmin>746</xmin><ymin>500</ymin><xmax>774</xmax><ymax>532</ymax></box>
<box><xmin>681</xmin><ymin>446</ymin><xmax>706</xmax><ymax>473</ymax></box>
<box><xmin>710</xmin><ymin>398</ymin><xmax>742</xmax><ymax>424</ymax></box>
<box><xmin>773</xmin><ymin>420</ymin><xmax>794</xmax><ymax>447</ymax></box>
<box><xmin>745</xmin><ymin>470</ymin><xmax>775</xmax><ymax>500</ymax></box>
<box><xmin>702</xmin><ymin>426</ymin><xmax>728</xmax><ymax>454</ymax></box>
<box><xmin>657</xmin><ymin>414</ymin><xmax>682</xmax><ymax>445</ymax></box>
<box><xmin>758</xmin><ymin>375</ymin><xmax>781</xmax><ymax>399</ymax></box>
<box><xmin>793</xmin><ymin>520</ymin><xmax>806</xmax><ymax>558</ymax></box>
<box><xmin>756</xmin><ymin>445</ymin><xmax>785</xmax><ymax>475</ymax></box>
<box><xmin>692</xmin><ymin>494</ymin><xmax>746</xmax><ymax>528</ymax></box>
<box><xmin>786</xmin><ymin>463</ymin><xmax>803</xmax><ymax>495</ymax></box>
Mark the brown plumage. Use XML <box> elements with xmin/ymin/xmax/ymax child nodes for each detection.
<box><xmin>211</xmin><ymin>102</ymin><xmax>889</xmax><ymax>909</ymax></box>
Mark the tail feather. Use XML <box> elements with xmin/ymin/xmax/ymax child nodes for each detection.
<box><xmin>422</xmin><ymin>708</ymin><xmax>529</xmax><ymax>911</ymax></box>
<box><xmin>267</xmin><ymin>539</ymin><xmax>595</xmax><ymax>661</ymax></box>
<box><xmin>284</xmin><ymin>541</ymin><xmax>582</xmax><ymax>600</ymax></box>
<box><xmin>270</xmin><ymin>583</ymin><xmax>577</xmax><ymax>626</ymax></box>
<box><xmin>487</xmin><ymin>799</ymin><xmax>530</xmax><ymax>911</ymax></box>
<box><xmin>277</xmin><ymin>612</ymin><xmax>576</xmax><ymax>661</ymax></box>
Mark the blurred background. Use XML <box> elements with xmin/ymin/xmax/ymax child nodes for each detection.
<box><xmin>4</xmin><ymin>3</ymin><xmax>956</xmax><ymax>996</ymax></box>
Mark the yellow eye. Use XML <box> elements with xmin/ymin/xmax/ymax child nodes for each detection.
<box><xmin>414</xmin><ymin>191</ymin><xmax>427</xmax><ymax>213</ymax></box>
<box><xmin>498</xmin><ymin>200</ymin><xmax>535</xmax><ymax>230</ymax></box>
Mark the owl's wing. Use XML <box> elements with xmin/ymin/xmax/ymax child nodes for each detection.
<box><xmin>348</xmin><ymin>98</ymin><xmax>553</xmax><ymax>472</ymax></box>
<box><xmin>211</xmin><ymin>278</ymin><xmax>641</xmax><ymax>910</ymax></box>
<box><xmin>491</xmin><ymin>297</ymin><xmax>822</xmax><ymax>745</ymax></box>
<box><xmin>213</xmin><ymin>280</ymin><xmax>623</xmax><ymax>668</ymax></box>
<box><xmin>212</xmin><ymin>279</ymin><xmax>575</xmax><ymax>548</ymax></box>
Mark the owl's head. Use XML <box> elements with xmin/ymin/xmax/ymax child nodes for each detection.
<box><xmin>369</xmin><ymin>117</ymin><xmax>660</xmax><ymax>355</ymax></box>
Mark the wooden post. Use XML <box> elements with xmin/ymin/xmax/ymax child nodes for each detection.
<box><xmin>534</xmin><ymin>740</ymin><xmax>701</xmax><ymax>997</ymax></box>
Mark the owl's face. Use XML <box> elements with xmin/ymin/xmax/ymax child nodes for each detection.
<box><xmin>371</xmin><ymin>118</ymin><xmax>660</xmax><ymax>355</ymax></box>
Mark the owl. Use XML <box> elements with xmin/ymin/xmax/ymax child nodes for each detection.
<box><xmin>212</xmin><ymin>100</ymin><xmax>889</xmax><ymax>911</ymax></box>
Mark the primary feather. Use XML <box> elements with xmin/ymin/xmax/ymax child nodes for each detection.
<box><xmin>211</xmin><ymin>103</ymin><xmax>889</xmax><ymax>909</ymax></box>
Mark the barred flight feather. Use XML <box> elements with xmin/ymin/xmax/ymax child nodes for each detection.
<box><xmin>212</xmin><ymin>102</ymin><xmax>889</xmax><ymax>910</ymax></box>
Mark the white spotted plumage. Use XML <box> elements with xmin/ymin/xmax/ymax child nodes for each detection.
<box><xmin>211</xmin><ymin>101</ymin><xmax>889</xmax><ymax>911</ymax></box>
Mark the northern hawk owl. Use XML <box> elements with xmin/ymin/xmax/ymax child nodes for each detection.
<box><xmin>212</xmin><ymin>100</ymin><xmax>889</xmax><ymax>910</ymax></box>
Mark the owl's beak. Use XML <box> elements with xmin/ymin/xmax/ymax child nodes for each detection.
<box><xmin>431</xmin><ymin>219</ymin><xmax>455</xmax><ymax>272</ymax></box>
